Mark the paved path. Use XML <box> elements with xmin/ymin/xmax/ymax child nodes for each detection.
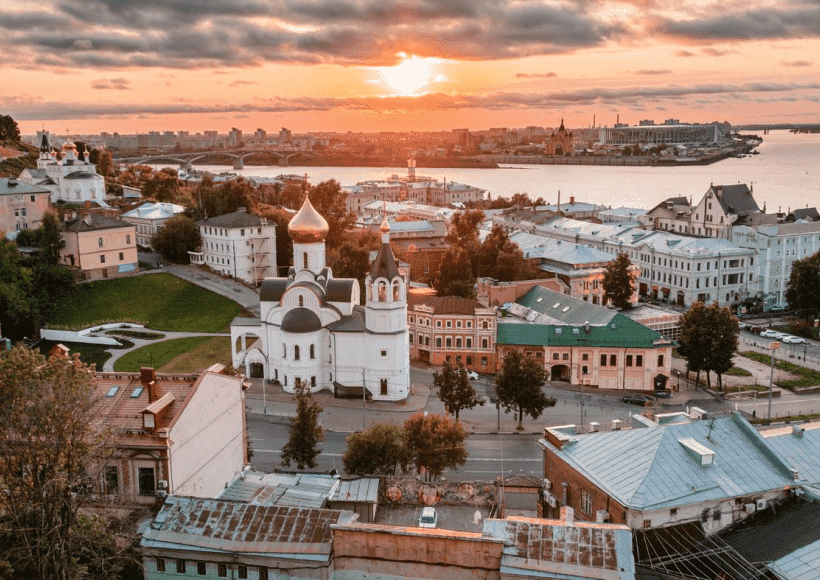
<box><xmin>101</xmin><ymin>330</ymin><xmax>230</xmax><ymax>372</ymax></box>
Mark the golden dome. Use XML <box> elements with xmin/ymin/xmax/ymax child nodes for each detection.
<box><xmin>288</xmin><ymin>195</ymin><xmax>329</xmax><ymax>243</ymax></box>
<box><xmin>380</xmin><ymin>215</ymin><xmax>391</xmax><ymax>233</ymax></box>
<box><xmin>62</xmin><ymin>139</ymin><xmax>77</xmax><ymax>151</ymax></box>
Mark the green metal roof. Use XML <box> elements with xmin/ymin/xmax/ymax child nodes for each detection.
<box><xmin>517</xmin><ymin>286</ymin><xmax>617</xmax><ymax>326</ymax></box>
<box><xmin>497</xmin><ymin>313</ymin><xmax>666</xmax><ymax>349</ymax></box>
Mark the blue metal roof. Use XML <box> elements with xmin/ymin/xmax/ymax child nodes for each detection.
<box><xmin>770</xmin><ymin>539</ymin><xmax>820</xmax><ymax>580</ymax></box>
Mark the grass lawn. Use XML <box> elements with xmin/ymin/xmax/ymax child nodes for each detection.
<box><xmin>113</xmin><ymin>336</ymin><xmax>232</xmax><ymax>372</ymax></box>
<box><xmin>725</xmin><ymin>366</ymin><xmax>753</xmax><ymax>377</ymax></box>
<box><xmin>48</xmin><ymin>273</ymin><xmax>249</xmax><ymax>332</ymax></box>
<box><xmin>739</xmin><ymin>351</ymin><xmax>820</xmax><ymax>388</ymax></box>
<box><xmin>38</xmin><ymin>339</ymin><xmax>133</xmax><ymax>370</ymax></box>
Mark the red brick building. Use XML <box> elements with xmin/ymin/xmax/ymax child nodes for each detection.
<box><xmin>407</xmin><ymin>294</ymin><xmax>496</xmax><ymax>373</ymax></box>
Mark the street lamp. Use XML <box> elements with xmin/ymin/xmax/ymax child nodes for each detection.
<box><xmin>767</xmin><ymin>341</ymin><xmax>779</xmax><ymax>420</ymax></box>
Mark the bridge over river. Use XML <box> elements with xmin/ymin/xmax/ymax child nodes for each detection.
<box><xmin>115</xmin><ymin>148</ymin><xmax>316</xmax><ymax>169</ymax></box>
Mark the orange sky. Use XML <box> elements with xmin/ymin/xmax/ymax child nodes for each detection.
<box><xmin>3</xmin><ymin>0</ymin><xmax>820</xmax><ymax>135</ymax></box>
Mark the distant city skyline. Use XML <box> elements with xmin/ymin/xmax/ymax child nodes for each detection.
<box><xmin>3</xmin><ymin>0</ymin><xmax>819</xmax><ymax>135</ymax></box>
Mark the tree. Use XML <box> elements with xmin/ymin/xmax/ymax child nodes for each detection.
<box><xmin>677</xmin><ymin>301</ymin><xmax>710</xmax><ymax>386</ymax></box>
<box><xmin>280</xmin><ymin>382</ymin><xmax>324</xmax><ymax>470</ymax></box>
<box><xmin>445</xmin><ymin>209</ymin><xmax>484</xmax><ymax>249</ymax></box>
<box><xmin>603</xmin><ymin>251</ymin><xmax>635</xmax><ymax>309</ymax></box>
<box><xmin>703</xmin><ymin>302</ymin><xmax>739</xmax><ymax>391</ymax></box>
<box><xmin>433</xmin><ymin>245</ymin><xmax>475</xmax><ymax>298</ymax></box>
<box><xmin>496</xmin><ymin>349</ymin><xmax>556</xmax><ymax>430</ymax></box>
<box><xmin>327</xmin><ymin>229</ymin><xmax>381</xmax><ymax>301</ymax></box>
<box><xmin>142</xmin><ymin>169</ymin><xmax>180</xmax><ymax>203</ymax></box>
<box><xmin>0</xmin><ymin>114</ymin><xmax>20</xmax><ymax>142</ymax></box>
<box><xmin>95</xmin><ymin>149</ymin><xmax>113</xmax><ymax>180</ymax></box>
<box><xmin>401</xmin><ymin>412</ymin><xmax>468</xmax><ymax>480</ymax></box>
<box><xmin>196</xmin><ymin>177</ymin><xmax>255</xmax><ymax>218</ymax></box>
<box><xmin>152</xmin><ymin>215</ymin><xmax>201</xmax><ymax>264</ymax></box>
<box><xmin>786</xmin><ymin>250</ymin><xmax>820</xmax><ymax>320</ymax></box>
<box><xmin>257</xmin><ymin>204</ymin><xmax>294</xmax><ymax>273</ymax></box>
<box><xmin>433</xmin><ymin>361</ymin><xmax>484</xmax><ymax>421</ymax></box>
<box><xmin>308</xmin><ymin>180</ymin><xmax>356</xmax><ymax>248</ymax></box>
<box><xmin>476</xmin><ymin>224</ymin><xmax>536</xmax><ymax>281</ymax></box>
<box><xmin>0</xmin><ymin>346</ymin><xmax>112</xmax><ymax>580</ymax></box>
<box><xmin>342</xmin><ymin>424</ymin><xmax>408</xmax><ymax>476</ymax></box>
<box><xmin>40</xmin><ymin>211</ymin><xmax>65</xmax><ymax>267</ymax></box>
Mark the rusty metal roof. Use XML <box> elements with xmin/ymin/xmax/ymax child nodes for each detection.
<box><xmin>330</xmin><ymin>478</ymin><xmax>380</xmax><ymax>504</ymax></box>
<box><xmin>219</xmin><ymin>472</ymin><xmax>340</xmax><ymax>509</ymax></box>
<box><xmin>142</xmin><ymin>496</ymin><xmax>352</xmax><ymax>556</ymax></box>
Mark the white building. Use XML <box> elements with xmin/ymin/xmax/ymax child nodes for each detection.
<box><xmin>189</xmin><ymin>208</ymin><xmax>277</xmax><ymax>285</ymax></box>
<box><xmin>231</xmin><ymin>196</ymin><xmax>409</xmax><ymax>401</ymax></box>
<box><xmin>732</xmin><ymin>222</ymin><xmax>820</xmax><ymax>308</ymax></box>
<box><xmin>536</xmin><ymin>217</ymin><xmax>756</xmax><ymax>308</ymax></box>
<box><xmin>18</xmin><ymin>135</ymin><xmax>106</xmax><ymax>205</ymax></box>
<box><xmin>120</xmin><ymin>201</ymin><xmax>186</xmax><ymax>249</ymax></box>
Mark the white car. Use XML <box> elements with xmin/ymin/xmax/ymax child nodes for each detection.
<box><xmin>467</xmin><ymin>371</ymin><xmax>479</xmax><ymax>380</ymax></box>
<box><xmin>782</xmin><ymin>335</ymin><xmax>806</xmax><ymax>344</ymax></box>
<box><xmin>759</xmin><ymin>329</ymin><xmax>780</xmax><ymax>338</ymax></box>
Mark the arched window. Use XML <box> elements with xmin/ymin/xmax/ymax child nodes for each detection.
<box><xmin>298</xmin><ymin>295</ymin><xmax>304</xmax><ymax>307</ymax></box>
<box><xmin>378</xmin><ymin>282</ymin><xmax>386</xmax><ymax>302</ymax></box>
<box><xmin>303</xmin><ymin>253</ymin><xmax>308</xmax><ymax>269</ymax></box>
<box><xmin>294</xmin><ymin>345</ymin><xmax>300</xmax><ymax>360</ymax></box>
<box><xmin>392</xmin><ymin>281</ymin><xmax>400</xmax><ymax>301</ymax></box>
<box><xmin>310</xmin><ymin>344</ymin><xmax>315</xmax><ymax>359</ymax></box>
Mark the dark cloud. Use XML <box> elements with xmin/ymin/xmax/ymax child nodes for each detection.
<box><xmin>650</xmin><ymin>7</ymin><xmax>820</xmax><ymax>43</ymax></box>
<box><xmin>91</xmin><ymin>77</ymin><xmax>131</xmax><ymax>90</ymax></box>
<box><xmin>516</xmin><ymin>72</ymin><xmax>557</xmax><ymax>78</ymax></box>
<box><xmin>781</xmin><ymin>60</ymin><xmax>813</xmax><ymax>66</ymax></box>
<box><xmin>635</xmin><ymin>69</ymin><xmax>672</xmax><ymax>75</ymax></box>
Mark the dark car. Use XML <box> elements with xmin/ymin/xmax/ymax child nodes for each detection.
<box><xmin>623</xmin><ymin>394</ymin><xmax>655</xmax><ymax>406</ymax></box>
<box><xmin>653</xmin><ymin>390</ymin><xmax>673</xmax><ymax>399</ymax></box>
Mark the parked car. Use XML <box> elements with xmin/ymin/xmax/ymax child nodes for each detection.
<box><xmin>760</xmin><ymin>329</ymin><xmax>781</xmax><ymax>338</ymax></box>
<box><xmin>458</xmin><ymin>369</ymin><xmax>479</xmax><ymax>380</ymax></box>
<box><xmin>419</xmin><ymin>507</ymin><xmax>438</xmax><ymax>528</ymax></box>
<box><xmin>782</xmin><ymin>336</ymin><xmax>806</xmax><ymax>344</ymax></box>
<box><xmin>623</xmin><ymin>394</ymin><xmax>655</xmax><ymax>406</ymax></box>
<box><xmin>653</xmin><ymin>390</ymin><xmax>673</xmax><ymax>399</ymax></box>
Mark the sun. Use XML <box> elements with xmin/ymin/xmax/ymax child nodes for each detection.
<box><xmin>374</xmin><ymin>54</ymin><xmax>445</xmax><ymax>96</ymax></box>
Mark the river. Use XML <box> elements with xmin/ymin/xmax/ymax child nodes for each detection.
<box><xmin>159</xmin><ymin>130</ymin><xmax>820</xmax><ymax>212</ymax></box>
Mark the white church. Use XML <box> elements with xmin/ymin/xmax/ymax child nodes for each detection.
<box><xmin>19</xmin><ymin>135</ymin><xmax>106</xmax><ymax>205</ymax></box>
<box><xmin>230</xmin><ymin>196</ymin><xmax>410</xmax><ymax>401</ymax></box>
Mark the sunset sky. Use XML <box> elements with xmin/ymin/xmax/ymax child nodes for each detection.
<box><xmin>2</xmin><ymin>0</ymin><xmax>820</xmax><ymax>135</ymax></box>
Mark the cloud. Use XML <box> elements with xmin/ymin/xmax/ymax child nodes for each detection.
<box><xmin>516</xmin><ymin>72</ymin><xmax>557</xmax><ymax>78</ymax></box>
<box><xmin>90</xmin><ymin>77</ymin><xmax>131</xmax><ymax>90</ymax></box>
<box><xmin>781</xmin><ymin>60</ymin><xmax>813</xmax><ymax>67</ymax></box>
<box><xmin>635</xmin><ymin>69</ymin><xmax>672</xmax><ymax>75</ymax></box>
<box><xmin>676</xmin><ymin>50</ymin><xmax>696</xmax><ymax>57</ymax></box>
<box><xmin>228</xmin><ymin>79</ymin><xmax>259</xmax><ymax>87</ymax></box>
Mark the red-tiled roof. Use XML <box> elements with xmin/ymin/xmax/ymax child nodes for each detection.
<box><xmin>407</xmin><ymin>294</ymin><xmax>481</xmax><ymax>315</ymax></box>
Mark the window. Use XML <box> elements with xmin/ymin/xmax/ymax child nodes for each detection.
<box><xmin>482</xmin><ymin>338</ymin><xmax>488</xmax><ymax>349</ymax></box>
<box><xmin>299</xmin><ymin>295</ymin><xmax>304</xmax><ymax>307</ymax></box>
<box><xmin>658</xmin><ymin>355</ymin><xmax>664</xmax><ymax>366</ymax></box>
<box><xmin>636</xmin><ymin>355</ymin><xmax>643</xmax><ymax>366</ymax></box>
<box><xmin>466</xmin><ymin>338</ymin><xmax>472</xmax><ymax>348</ymax></box>
<box><xmin>138</xmin><ymin>467</ymin><xmax>155</xmax><ymax>496</ymax></box>
<box><xmin>294</xmin><ymin>345</ymin><xmax>300</xmax><ymax>360</ymax></box>
<box><xmin>609</xmin><ymin>354</ymin><xmax>616</xmax><ymax>366</ymax></box>
<box><xmin>238</xmin><ymin>565</ymin><xmax>248</xmax><ymax>579</ymax></box>
<box><xmin>456</xmin><ymin>338</ymin><xmax>462</xmax><ymax>348</ymax></box>
<box><xmin>482</xmin><ymin>357</ymin><xmax>488</xmax><ymax>366</ymax></box>
<box><xmin>104</xmin><ymin>465</ymin><xmax>118</xmax><ymax>494</ymax></box>
<box><xmin>626</xmin><ymin>355</ymin><xmax>633</xmax><ymax>367</ymax></box>
<box><xmin>156</xmin><ymin>558</ymin><xmax>165</xmax><ymax>572</ymax></box>
<box><xmin>197</xmin><ymin>561</ymin><xmax>206</xmax><ymax>575</ymax></box>
<box><xmin>582</xmin><ymin>365</ymin><xmax>588</xmax><ymax>374</ymax></box>
<box><xmin>581</xmin><ymin>490</ymin><xmax>592</xmax><ymax>514</ymax></box>
<box><xmin>282</xmin><ymin>343</ymin><xmax>286</xmax><ymax>358</ymax></box>
<box><xmin>126</xmin><ymin>234</ymin><xmax>131</xmax><ymax>244</ymax></box>
<box><xmin>582</xmin><ymin>353</ymin><xmax>589</xmax><ymax>361</ymax></box>
<box><xmin>600</xmin><ymin>354</ymin><xmax>607</xmax><ymax>366</ymax></box>
<box><xmin>30</xmin><ymin>194</ymin><xmax>36</xmax><ymax>202</ymax></box>
<box><xmin>562</xmin><ymin>353</ymin><xmax>569</xmax><ymax>361</ymax></box>
<box><xmin>98</xmin><ymin>237</ymin><xmax>103</xmax><ymax>248</ymax></box>
<box><xmin>100</xmin><ymin>254</ymin><xmax>106</xmax><ymax>263</ymax></box>
<box><xmin>436</xmin><ymin>321</ymin><xmax>442</xmax><ymax>328</ymax></box>
<box><xmin>436</xmin><ymin>338</ymin><xmax>442</xmax><ymax>347</ymax></box>
<box><xmin>259</xmin><ymin>568</ymin><xmax>269</xmax><ymax>580</ymax></box>
<box><xmin>218</xmin><ymin>563</ymin><xmax>228</xmax><ymax>577</ymax></box>
<box><xmin>446</xmin><ymin>321</ymin><xmax>451</xmax><ymax>328</ymax></box>
<box><xmin>380</xmin><ymin>379</ymin><xmax>388</xmax><ymax>395</ymax></box>
<box><xmin>409</xmin><ymin>334</ymin><xmax>414</xmax><ymax>344</ymax></box>
<box><xmin>553</xmin><ymin>353</ymin><xmax>560</xmax><ymax>360</ymax></box>
<box><xmin>310</xmin><ymin>344</ymin><xmax>315</xmax><ymax>359</ymax></box>
<box><xmin>445</xmin><ymin>338</ymin><xmax>452</xmax><ymax>348</ymax></box>
<box><xmin>176</xmin><ymin>559</ymin><xmax>186</xmax><ymax>573</ymax></box>
<box><xmin>241</xmin><ymin>229</ymin><xmax>245</xmax><ymax>236</ymax></box>
<box><xmin>119</xmin><ymin>252</ymin><xmax>124</xmax><ymax>261</ymax></box>
<box><xmin>381</xmin><ymin>349</ymin><xmax>387</xmax><ymax>357</ymax></box>
<box><xmin>643</xmin><ymin>519</ymin><xmax>652</xmax><ymax>529</ymax></box>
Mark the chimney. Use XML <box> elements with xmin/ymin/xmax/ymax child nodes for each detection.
<box><xmin>570</xmin><ymin>196</ymin><xmax>575</xmax><ymax>204</ymax></box>
<box><xmin>84</xmin><ymin>200</ymin><xmax>92</xmax><ymax>210</ymax></box>
<box><xmin>141</xmin><ymin>367</ymin><xmax>159</xmax><ymax>402</ymax></box>
<box><xmin>83</xmin><ymin>214</ymin><xmax>92</xmax><ymax>226</ymax></box>
<box><xmin>560</xmin><ymin>506</ymin><xmax>574</xmax><ymax>525</ymax></box>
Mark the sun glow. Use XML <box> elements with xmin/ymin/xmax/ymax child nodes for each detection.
<box><xmin>374</xmin><ymin>54</ymin><xmax>445</xmax><ymax>96</ymax></box>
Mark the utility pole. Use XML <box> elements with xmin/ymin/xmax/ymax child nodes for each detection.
<box><xmin>362</xmin><ymin>368</ymin><xmax>366</xmax><ymax>431</ymax></box>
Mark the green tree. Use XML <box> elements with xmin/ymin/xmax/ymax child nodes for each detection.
<box><xmin>496</xmin><ymin>349</ymin><xmax>556</xmax><ymax>430</ymax></box>
<box><xmin>142</xmin><ymin>169</ymin><xmax>180</xmax><ymax>203</ymax></box>
<box><xmin>0</xmin><ymin>346</ymin><xmax>112</xmax><ymax>580</ymax></box>
<box><xmin>445</xmin><ymin>209</ymin><xmax>484</xmax><ymax>249</ymax></box>
<box><xmin>433</xmin><ymin>361</ymin><xmax>484</xmax><ymax>421</ymax></box>
<box><xmin>786</xmin><ymin>251</ymin><xmax>820</xmax><ymax>320</ymax></box>
<box><xmin>0</xmin><ymin>115</ymin><xmax>20</xmax><ymax>142</ymax></box>
<box><xmin>677</xmin><ymin>301</ymin><xmax>710</xmax><ymax>386</ymax></box>
<box><xmin>257</xmin><ymin>205</ymin><xmax>294</xmax><ymax>274</ymax></box>
<box><xmin>433</xmin><ymin>245</ymin><xmax>475</xmax><ymax>298</ymax></box>
<box><xmin>40</xmin><ymin>211</ymin><xmax>65</xmax><ymax>267</ymax></box>
<box><xmin>603</xmin><ymin>251</ymin><xmax>635</xmax><ymax>309</ymax></box>
<box><xmin>196</xmin><ymin>177</ymin><xmax>255</xmax><ymax>218</ymax></box>
<box><xmin>95</xmin><ymin>149</ymin><xmax>113</xmax><ymax>179</ymax></box>
<box><xmin>342</xmin><ymin>424</ymin><xmax>408</xmax><ymax>476</ymax></box>
<box><xmin>402</xmin><ymin>412</ymin><xmax>468</xmax><ymax>480</ymax></box>
<box><xmin>703</xmin><ymin>302</ymin><xmax>739</xmax><ymax>391</ymax></box>
<box><xmin>308</xmin><ymin>180</ymin><xmax>356</xmax><ymax>249</ymax></box>
<box><xmin>476</xmin><ymin>224</ymin><xmax>536</xmax><ymax>281</ymax></box>
<box><xmin>327</xmin><ymin>229</ymin><xmax>381</xmax><ymax>300</ymax></box>
<box><xmin>280</xmin><ymin>382</ymin><xmax>325</xmax><ymax>470</ymax></box>
<box><xmin>152</xmin><ymin>214</ymin><xmax>201</xmax><ymax>264</ymax></box>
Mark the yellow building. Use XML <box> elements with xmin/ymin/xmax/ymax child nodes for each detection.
<box><xmin>61</xmin><ymin>213</ymin><xmax>138</xmax><ymax>280</ymax></box>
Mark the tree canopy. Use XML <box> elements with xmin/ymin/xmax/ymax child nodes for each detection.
<box><xmin>280</xmin><ymin>383</ymin><xmax>324</xmax><ymax>470</ymax></box>
<box><xmin>603</xmin><ymin>251</ymin><xmax>635</xmax><ymax>309</ymax></box>
<box><xmin>401</xmin><ymin>412</ymin><xmax>468</xmax><ymax>480</ymax></box>
<box><xmin>476</xmin><ymin>224</ymin><xmax>536</xmax><ymax>281</ymax></box>
<box><xmin>196</xmin><ymin>177</ymin><xmax>255</xmax><ymax>219</ymax></box>
<box><xmin>433</xmin><ymin>245</ymin><xmax>475</xmax><ymax>298</ymax></box>
<box><xmin>786</xmin><ymin>250</ymin><xmax>820</xmax><ymax>320</ymax></box>
<box><xmin>342</xmin><ymin>423</ymin><xmax>408</xmax><ymax>476</ymax></box>
<box><xmin>433</xmin><ymin>361</ymin><xmax>484</xmax><ymax>421</ymax></box>
<box><xmin>496</xmin><ymin>349</ymin><xmax>556</xmax><ymax>429</ymax></box>
<box><xmin>0</xmin><ymin>114</ymin><xmax>20</xmax><ymax>142</ymax></box>
<box><xmin>678</xmin><ymin>301</ymin><xmax>738</xmax><ymax>390</ymax></box>
<box><xmin>0</xmin><ymin>345</ymin><xmax>122</xmax><ymax>580</ymax></box>
<box><xmin>308</xmin><ymin>180</ymin><xmax>357</xmax><ymax>249</ymax></box>
<box><xmin>152</xmin><ymin>214</ymin><xmax>201</xmax><ymax>264</ymax></box>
